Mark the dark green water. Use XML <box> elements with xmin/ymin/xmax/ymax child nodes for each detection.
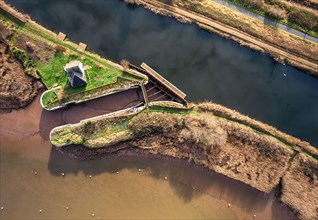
<box><xmin>6</xmin><ymin>0</ymin><xmax>318</xmax><ymax>146</ymax></box>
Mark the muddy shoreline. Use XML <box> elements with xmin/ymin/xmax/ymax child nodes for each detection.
<box><xmin>57</xmin><ymin>137</ymin><xmax>316</xmax><ymax>220</ymax></box>
<box><xmin>51</xmin><ymin>103</ymin><xmax>318</xmax><ymax>220</ymax></box>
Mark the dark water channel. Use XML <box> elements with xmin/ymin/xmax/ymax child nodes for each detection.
<box><xmin>7</xmin><ymin>0</ymin><xmax>318</xmax><ymax>146</ymax></box>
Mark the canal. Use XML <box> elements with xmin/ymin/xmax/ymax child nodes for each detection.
<box><xmin>7</xmin><ymin>0</ymin><xmax>318</xmax><ymax>146</ymax></box>
<box><xmin>1</xmin><ymin>0</ymin><xmax>316</xmax><ymax>219</ymax></box>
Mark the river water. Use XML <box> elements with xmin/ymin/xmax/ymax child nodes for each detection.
<box><xmin>0</xmin><ymin>0</ymin><xmax>316</xmax><ymax>218</ymax></box>
<box><xmin>1</xmin><ymin>97</ymin><xmax>296</xmax><ymax>219</ymax></box>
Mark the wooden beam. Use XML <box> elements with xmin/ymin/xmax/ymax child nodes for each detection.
<box><xmin>140</xmin><ymin>63</ymin><xmax>186</xmax><ymax>99</ymax></box>
<box><xmin>141</xmin><ymin>84</ymin><xmax>149</xmax><ymax>106</ymax></box>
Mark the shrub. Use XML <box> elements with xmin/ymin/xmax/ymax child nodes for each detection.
<box><xmin>83</xmin><ymin>121</ymin><xmax>97</xmax><ymax>138</ymax></box>
<box><xmin>54</xmin><ymin>45</ymin><xmax>66</xmax><ymax>53</ymax></box>
<box><xmin>288</xmin><ymin>10</ymin><xmax>318</xmax><ymax>32</ymax></box>
<box><xmin>11</xmin><ymin>47</ymin><xmax>35</xmax><ymax>68</ymax></box>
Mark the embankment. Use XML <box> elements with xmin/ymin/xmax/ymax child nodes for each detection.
<box><xmin>125</xmin><ymin>0</ymin><xmax>318</xmax><ymax>77</ymax></box>
<box><xmin>51</xmin><ymin>102</ymin><xmax>318</xmax><ymax>220</ymax></box>
<box><xmin>0</xmin><ymin>1</ymin><xmax>147</xmax><ymax>111</ymax></box>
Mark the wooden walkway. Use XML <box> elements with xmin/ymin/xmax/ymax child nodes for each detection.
<box><xmin>140</xmin><ymin>63</ymin><xmax>186</xmax><ymax>99</ymax></box>
<box><xmin>128</xmin><ymin>63</ymin><xmax>187</xmax><ymax>105</ymax></box>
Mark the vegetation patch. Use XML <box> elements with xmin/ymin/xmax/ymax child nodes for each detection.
<box><xmin>41</xmin><ymin>89</ymin><xmax>58</xmax><ymax>109</ymax></box>
<box><xmin>227</xmin><ymin>0</ymin><xmax>318</xmax><ymax>38</ymax></box>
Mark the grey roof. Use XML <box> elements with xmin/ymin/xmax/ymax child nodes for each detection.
<box><xmin>68</xmin><ymin>70</ymin><xmax>87</xmax><ymax>87</ymax></box>
<box><xmin>64</xmin><ymin>60</ymin><xmax>87</xmax><ymax>87</ymax></box>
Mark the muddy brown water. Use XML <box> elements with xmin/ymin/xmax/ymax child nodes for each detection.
<box><xmin>1</xmin><ymin>93</ymin><xmax>297</xmax><ymax>219</ymax></box>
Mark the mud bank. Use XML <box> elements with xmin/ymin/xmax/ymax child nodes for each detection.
<box><xmin>0</xmin><ymin>25</ymin><xmax>41</xmax><ymax>111</ymax></box>
<box><xmin>125</xmin><ymin>0</ymin><xmax>318</xmax><ymax>77</ymax></box>
<box><xmin>51</xmin><ymin>102</ymin><xmax>318</xmax><ymax>220</ymax></box>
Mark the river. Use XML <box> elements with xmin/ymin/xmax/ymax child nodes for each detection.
<box><xmin>0</xmin><ymin>0</ymin><xmax>316</xmax><ymax>218</ymax></box>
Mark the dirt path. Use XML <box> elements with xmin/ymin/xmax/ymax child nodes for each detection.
<box><xmin>137</xmin><ymin>0</ymin><xmax>318</xmax><ymax>75</ymax></box>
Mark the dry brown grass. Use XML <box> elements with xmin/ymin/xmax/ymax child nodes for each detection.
<box><xmin>281</xmin><ymin>153</ymin><xmax>318</xmax><ymax>220</ymax></box>
<box><xmin>126</xmin><ymin>112</ymin><xmax>294</xmax><ymax>192</ymax></box>
<box><xmin>229</xmin><ymin>0</ymin><xmax>318</xmax><ymax>34</ymax></box>
<box><xmin>0</xmin><ymin>30</ymin><xmax>40</xmax><ymax>110</ymax></box>
<box><xmin>14</xmin><ymin>33</ymin><xmax>54</xmax><ymax>63</ymax></box>
<box><xmin>196</xmin><ymin>102</ymin><xmax>318</xmax><ymax>158</ymax></box>
<box><xmin>288</xmin><ymin>0</ymin><xmax>318</xmax><ymax>10</ymax></box>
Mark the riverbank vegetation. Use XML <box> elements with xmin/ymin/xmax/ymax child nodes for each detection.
<box><xmin>0</xmin><ymin>35</ymin><xmax>41</xmax><ymax>111</ymax></box>
<box><xmin>228</xmin><ymin>0</ymin><xmax>318</xmax><ymax>38</ymax></box>
<box><xmin>0</xmin><ymin>2</ymin><xmax>147</xmax><ymax>110</ymax></box>
<box><xmin>50</xmin><ymin>101</ymin><xmax>318</xmax><ymax>219</ymax></box>
<box><xmin>128</xmin><ymin>0</ymin><xmax>318</xmax><ymax>77</ymax></box>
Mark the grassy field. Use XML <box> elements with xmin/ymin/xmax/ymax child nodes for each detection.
<box><xmin>0</xmin><ymin>5</ymin><xmax>147</xmax><ymax>109</ymax></box>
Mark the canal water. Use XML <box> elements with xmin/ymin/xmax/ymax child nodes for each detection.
<box><xmin>0</xmin><ymin>0</ymin><xmax>316</xmax><ymax>218</ymax></box>
<box><xmin>7</xmin><ymin>0</ymin><xmax>318</xmax><ymax>147</ymax></box>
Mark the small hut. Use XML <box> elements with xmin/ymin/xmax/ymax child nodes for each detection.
<box><xmin>64</xmin><ymin>60</ymin><xmax>87</xmax><ymax>87</ymax></box>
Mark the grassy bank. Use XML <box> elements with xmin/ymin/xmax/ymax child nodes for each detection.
<box><xmin>0</xmin><ymin>3</ymin><xmax>147</xmax><ymax>110</ymax></box>
<box><xmin>129</xmin><ymin>0</ymin><xmax>318</xmax><ymax>77</ymax></box>
<box><xmin>50</xmin><ymin>101</ymin><xmax>317</xmax><ymax>219</ymax></box>
<box><xmin>227</xmin><ymin>0</ymin><xmax>318</xmax><ymax>38</ymax></box>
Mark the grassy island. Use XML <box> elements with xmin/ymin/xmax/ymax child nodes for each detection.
<box><xmin>50</xmin><ymin>101</ymin><xmax>318</xmax><ymax>220</ymax></box>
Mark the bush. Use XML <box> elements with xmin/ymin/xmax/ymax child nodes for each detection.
<box><xmin>288</xmin><ymin>10</ymin><xmax>318</xmax><ymax>32</ymax></box>
<box><xmin>11</xmin><ymin>47</ymin><xmax>35</xmax><ymax>68</ymax></box>
<box><xmin>54</xmin><ymin>45</ymin><xmax>66</xmax><ymax>53</ymax></box>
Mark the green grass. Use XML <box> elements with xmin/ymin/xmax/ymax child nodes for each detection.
<box><xmin>36</xmin><ymin>51</ymin><xmax>74</xmax><ymax>88</ymax></box>
<box><xmin>0</xmin><ymin>9</ymin><xmax>147</xmax><ymax>109</ymax></box>
<box><xmin>41</xmin><ymin>90</ymin><xmax>58</xmax><ymax>108</ymax></box>
<box><xmin>148</xmin><ymin>104</ymin><xmax>190</xmax><ymax>115</ymax></box>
